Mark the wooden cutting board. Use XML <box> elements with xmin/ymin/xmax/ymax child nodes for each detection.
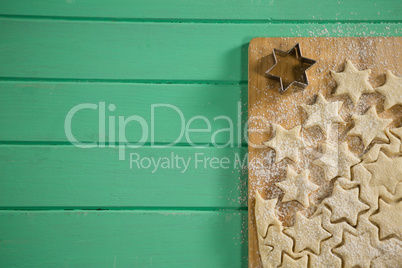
<box><xmin>248</xmin><ymin>37</ymin><xmax>402</xmax><ymax>267</ymax></box>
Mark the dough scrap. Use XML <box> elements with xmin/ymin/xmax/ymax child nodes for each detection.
<box><xmin>362</xmin><ymin>129</ymin><xmax>401</xmax><ymax>163</ymax></box>
<box><xmin>390</xmin><ymin>127</ymin><xmax>402</xmax><ymax>152</ymax></box>
<box><xmin>309</xmin><ymin>207</ymin><xmax>347</xmax><ymax>268</ymax></box>
<box><xmin>375</xmin><ymin>70</ymin><xmax>402</xmax><ymax>110</ymax></box>
<box><xmin>390</xmin><ymin>126</ymin><xmax>402</xmax><ymax>140</ymax></box>
<box><xmin>301</xmin><ymin>93</ymin><xmax>344</xmax><ymax>137</ymax></box>
<box><xmin>348</xmin><ymin>106</ymin><xmax>393</xmax><ymax>147</ymax></box>
<box><xmin>279</xmin><ymin>253</ymin><xmax>308</xmax><ymax>268</ymax></box>
<box><xmin>257</xmin><ymin>236</ymin><xmax>274</xmax><ymax>268</ymax></box>
<box><xmin>309</xmin><ymin>246</ymin><xmax>340</xmax><ymax>268</ymax></box>
<box><xmin>351</xmin><ymin>164</ymin><xmax>397</xmax><ymax>210</ymax></box>
<box><xmin>331</xmin><ymin>60</ymin><xmax>375</xmax><ymax>104</ymax></box>
<box><xmin>371</xmin><ymin>239</ymin><xmax>402</xmax><ymax>268</ymax></box>
<box><xmin>260</xmin><ymin>225</ymin><xmax>294</xmax><ymax>268</ymax></box>
<box><xmin>275</xmin><ymin>166</ymin><xmax>319</xmax><ymax>208</ymax></box>
<box><xmin>264</xmin><ymin>124</ymin><xmax>304</xmax><ymax>163</ymax></box>
<box><xmin>255</xmin><ymin>191</ymin><xmax>281</xmax><ymax>238</ymax></box>
<box><xmin>313</xmin><ymin>142</ymin><xmax>360</xmax><ymax>181</ymax></box>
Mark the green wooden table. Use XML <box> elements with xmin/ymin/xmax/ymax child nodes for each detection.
<box><xmin>0</xmin><ymin>1</ymin><xmax>400</xmax><ymax>267</ymax></box>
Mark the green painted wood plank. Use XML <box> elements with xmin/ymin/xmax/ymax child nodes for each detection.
<box><xmin>0</xmin><ymin>0</ymin><xmax>400</xmax><ymax>22</ymax></box>
<box><xmin>0</xmin><ymin>210</ymin><xmax>247</xmax><ymax>267</ymax></box>
<box><xmin>0</xmin><ymin>19</ymin><xmax>399</xmax><ymax>81</ymax></box>
<box><xmin>0</xmin><ymin>82</ymin><xmax>247</xmax><ymax>145</ymax></box>
<box><xmin>0</xmin><ymin>145</ymin><xmax>247</xmax><ymax>208</ymax></box>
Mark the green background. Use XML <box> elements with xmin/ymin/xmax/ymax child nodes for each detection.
<box><xmin>0</xmin><ymin>1</ymin><xmax>400</xmax><ymax>267</ymax></box>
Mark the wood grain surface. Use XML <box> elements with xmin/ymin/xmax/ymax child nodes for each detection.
<box><xmin>248</xmin><ymin>37</ymin><xmax>402</xmax><ymax>267</ymax></box>
<box><xmin>0</xmin><ymin>19</ymin><xmax>399</xmax><ymax>81</ymax></box>
<box><xmin>0</xmin><ymin>210</ymin><xmax>247</xmax><ymax>267</ymax></box>
<box><xmin>0</xmin><ymin>82</ymin><xmax>247</xmax><ymax>144</ymax></box>
<box><xmin>0</xmin><ymin>1</ymin><xmax>400</xmax><ymax>266</ymax></box>
<box><xmin>0</xmin><ymin>0</ymin><xmax>399</xmax><ymax>21</ymax></box>
<box><xmin>0</xmin><ymin>145</ymin><xmax>247</xmax><ymax>208</ymax></box>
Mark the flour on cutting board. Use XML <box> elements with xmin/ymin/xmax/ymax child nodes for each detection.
<box><xmin>248</xmin><ymin>37</ymin><xmax>402</xmax><ymax>268</ymax></box>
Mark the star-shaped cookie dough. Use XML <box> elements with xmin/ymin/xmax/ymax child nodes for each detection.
<box><xmin>313</xmin><ymin>142</ymin><xmax>360</xmax><ymax>181</ymax></box>
<box><xmin>255</xmin><ymin>192</ymin><xmax>280</xmax><ymax>238</ymax></box>
<box><xmin>331</xmin><ymin>60</ymin><xmax>375</xmax><ymax>104</ymax></box>
<box><xmin>333</xmin><ymin>231</ymin><xmax>380</xmax><ymax>268</ymax></box>
<box><xmin>323</xmin><ymin>183</ymin><xmax>369</xmax><ymax>226</ymax></box>
<box><xmin>348</xmin><ymin>106</ymin><xmax>393</xmax><ymax>147</ymax></box>
<box><xmin>364</xmin><ymin>152</ymin><xmax>402</xmax><ymax>194</ymax></box>
<box><xmin>284</xmin><ymin>213</ymin><xmax>331</xmax><ymax>254</ymax></box>
<box><xmin>275</xmin><ymin>166</ymin><xmax>319</xmax><ymax>207</ymax></box>
<box><xmin>279</xmin><ymin>253</ymin><xmax>308</xmax><ymax>268</ymax></box>
<box><xmin>375</xmin><ymin>70</ymin><xmax>402</xmax><ymax>110</ymax></box>
<box><xmin>301</xmin><ymin>93</ymin><xmax>344</xmax><ymax>137</ymax></box>
<box><xmin>264</xmin><ymin>124</ymin><xmax>304</xmax><ymax>163</ymax></box>
<box><xmin>370</xmin><ymin>199</ymin><xmax>402</xmax><ymax>240</ymax></box>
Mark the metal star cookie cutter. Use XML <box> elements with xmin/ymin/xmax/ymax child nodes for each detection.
<box><xmin>265</xmin><ymin>43</ymin><xmax>316</xmax><ymax>94</ymax></box>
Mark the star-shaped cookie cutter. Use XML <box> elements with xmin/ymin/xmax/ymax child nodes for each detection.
<box><xmin>265</xmin><ymin>43</ymin><xmax>316</xmax><ymax>94</ymax></box>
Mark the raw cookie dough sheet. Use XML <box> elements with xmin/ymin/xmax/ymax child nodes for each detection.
<box><xmin>248</xmin><ymin>37</ymin><xmax>402</xmax><ymax>268</ymax></box>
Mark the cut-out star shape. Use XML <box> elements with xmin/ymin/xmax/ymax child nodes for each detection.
<box><xmin>261</xmin><ymin>225</ymin><xmax>294</xmax><ymax>267</ymax></box>
<box><xmin>279</xmin><ymin>253</ymin><xmax>308</xmax><ymax>268</ymax></box>
<box><xmin>362</xmin><ymin>129</ymin><xmax>401</xmax><ymax>163</ymax></box>
<box><xmin>323</xmin><ymin>183</ymin><xmax>369</xmax><ymax>226</ymax></box>
<box><xmin>284</xmin><ymin>212</ymin><xmax>331</xmax><ymax>254</ymax></box>
<box><xmin>266</xmin><ymin>43</ymin><xmax>316</xmax><ymax>94</ymax></box>
<box><xmin>375</xmin><ymin>70</ymin><xmax>402</xmax><ymax>110</ymax></box>
<box><xmin>333</xmin><ymin>231</ymin><xmax>380</xmax><ymax>268</ymax></box>
<box><xmin>254</xmin><ymin>191</ymin><xmax>280</xmax><ymax>238</ymax></box>
<box><xmin>301</xmin><ymin>93</ymin><xmax>345</xmax><ymax>137</ymax></box>
<box><xmin>257</xmin><ymin>242</ymin><xmax>273</xmax><ymax>268</ymax></box>
<box><xmin>364</xmin><ymin>152</ymin><xmax>402</xmax><ymax>194</ymax></box>
<box><xmin>377</xmin><ymin>130</ymin><xmax>401</xmax><ymax>156</ymax></box>
<box><xmin>370</xmin><ymin>199</ymin><xmax>402</xmax><ymax>240</ymax></box>
<box><xmin>371</xmin><ymin>239</ymin><xmax>402</xmax><ymax>268</ymax></box>
<box><xmin>391</xmin><ymin>127</ymin><xmax>402</xmax><ymax>152</ymax></box>
<box><xmin>391</xmin><ymin>126</ymin><xmax>402</xmax><ymax>140</ymax></box>
<box><xmin>331</xmin><ymin>60</ymin><xmax>375</xmax><ymax>104</ymax></box>
<box><xmin>313</xmin><ymin>142</ymin><xmax>360</xmax><ymax>181</ymax></box>
<box><xmin>348</xmin><ymin>106</ymin><xmax>393</xmax><ymax>147</ymax></box>
<box><xmin>264</xmin><ymin>124</ymin><xmax>304</xmax><ymax>163</ymax></box>
<box><xmin>275</xmin><ymin>166</ymin><xmax>319</xmax><ymax>207</ymax></box>
<box><xmin>310</xmin><ymin>247</ymin><xmax>341</xmax><ymax>268</ymax></box>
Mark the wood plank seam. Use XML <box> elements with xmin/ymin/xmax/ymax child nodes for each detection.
<box><xmin>0</xmin><ymin>77</ymin><xmax>249</xmax><ymax>85</ymax></box>
<box><xmin>1</xmin><ymin>14</ymin><xmax>402</xmax><ymax>24</ymax></box>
